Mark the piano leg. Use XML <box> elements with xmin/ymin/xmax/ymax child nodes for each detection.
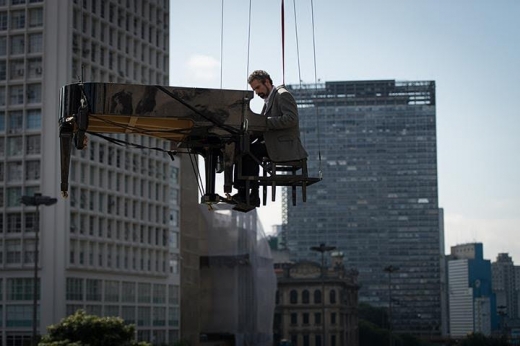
<box><xmin>200</xmin><ymin>148</ymin><xmax>221</xmax><ymax>204</ymax></box>
<box><xmin>59</xmin><ymin>122</ymin><xmax>74</xmax><ymax>198</ymax></box>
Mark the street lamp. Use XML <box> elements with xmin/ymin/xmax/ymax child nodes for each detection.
<box><xmin>310</xmin><ymin>243</ymin><xmax>336</xmax><ymax>346</ymax></box>
<box><xmin>20</xmin><ymin>193</ymin><xmax>57</xmax><ymax>346</ymax></box>
<box><xmin>384</xmin><ymin>265</ymin><xmax>399</xmax><ymax>346</ymax></box>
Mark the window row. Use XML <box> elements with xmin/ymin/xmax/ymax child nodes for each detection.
<box><xmin>68</xmin><ymin>240</ymin><xmax>178</xmax><ymax>274</ymax></box>
<box><xmin>65</xmin><ymin>278</ymin><xmax>179</xmax><ymax>305</ymax></box>
<box><xmin>0</xmin><ymin>160</ymin><xmax>39</xmax><ymax>184</ymax></box>
<box><xmin>0</xmin><ymin>34</ymin><xmax>43</xmax><ymax>56</ymax></box>
<box><xmin>287</xmin><ymin>311</ymin><xmax>341</xmax><ymax>326</ymax></box>
<box><xmin>0</xmin><ymin>277</ymin><xmax>39</xmax><ymax>301</ymax></box>
<box><xmin>281</xmin><ymin>288</ymin><xmax>338</xmax><ymax>305</ymax></box>
<box><xmin>0</xmin><ymin>109</ymin><xmax>41</xmax><ymax>132</ymax></box>
<box><xmin>0</xmin><ymin>83</ymin><xmax>42</xmax><ymax>104</ymax></box>
<box><xmin>69</xmin><ymin>171</ymin><xmax>174</xmax><ymax>202</ymax></box>
<box><xmin>68</xmin><ymin>191</ymin><xmax>177</xmax><ymax>225</ymax></box>
<box><xmin>0</xmin><ymin>7</ymin><xmax>43</xmax><ymax>31</ymax></box>
<box><xmin>0</xmin><ymin>211</ymin><xmax>36</xmax><ymax>232</ymax></box>
<box><xmin>0</xmin><ymin>238</ymin><xmax>38</xmax><ymax>265</ymax></box>
<box><xmin>72</xmin><ymin>2</ymin><xmax>168</xmax><ymax>48</ymax></box>
<box><xmin>70</xmin><ymin>214</ymin><xmax>178</xmax><ymax>247</ymax></box>
<box><xmin>0</xmin><ymin>184</ymin><xmax>39</xmax><ymax>207</ymax></box>
<box><xmin>64</xmin><ymin>304</ymin><xmax>179</xmax><ymax>330</ymax></box>
<box><xmin>72</xmin><ymin>56</ymin><xmax>167</xmax><ymax>85</ymax></box>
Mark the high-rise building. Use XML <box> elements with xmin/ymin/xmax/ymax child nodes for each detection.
<box><xmin>492</xmin><ymin>253</ymin><xmax>519</xmax><ymax>323</ymax></box>
<box><xmin>0</xmin><ymin>1</ymin><xmax>179</xmax><ymax>345</ymax></box>
<box><xmin>447</xmin><ymin>243</ymin><xmax>497</xmax><ymax>337</ymax></box>
<box><xmin>285</xmin><ymin>80</ymin><xmax>442</xmax><ymax>334</ymax></box>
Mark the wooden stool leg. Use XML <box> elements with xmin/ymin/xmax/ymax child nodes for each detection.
<box><xmin>270</xmin><ymin>163</ymin><xmax>276</xmax><ymax>202</ymax></box>
<box><xmin>262</xmin><ymin>165</ymin><xmax>267</xmax><ymax>206</ymax></box>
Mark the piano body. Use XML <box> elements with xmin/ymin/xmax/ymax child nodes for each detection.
<box><xmin>59</xmin><ymin>82</ymin><xmax>319</xmax><ymax>210</ymax></box>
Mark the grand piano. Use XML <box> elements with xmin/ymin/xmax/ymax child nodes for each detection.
<box><xmin>59</xmin><ymin>82</ymin><xmax>319</xmax><ymax>211</ymax></box>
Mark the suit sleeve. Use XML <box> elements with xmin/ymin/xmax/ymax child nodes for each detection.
<box><xmin>266</xmin><ymin>91</ymin><xmax>299</xmax><ymax>130</ymax></box>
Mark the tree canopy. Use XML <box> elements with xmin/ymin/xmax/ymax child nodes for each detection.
<box><xmin>39</xmin><ymin>310</ymin><xmax>150</xmax><ymax>346</ymax></box>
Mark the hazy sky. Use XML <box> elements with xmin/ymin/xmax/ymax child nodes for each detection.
<box><xmin>170</xmin><ymin>0</ymin><xmax>520</xmax><ymax>261</ymax></box>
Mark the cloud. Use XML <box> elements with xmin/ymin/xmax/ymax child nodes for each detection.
<box><xmin>184</xmin><ymin>54</ymin><xmax>220</xmax><ymax>87</ymax></box>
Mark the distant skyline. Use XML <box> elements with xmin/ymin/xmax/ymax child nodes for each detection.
<box><xmin>170</xmin><ymin>0</ymin><xmax>520</xmax><ymax>261</ymax></box>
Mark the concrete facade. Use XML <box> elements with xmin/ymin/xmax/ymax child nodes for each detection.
<box><xmin>0</xmin><ymin>1</ymin><xmax>179</xmax><ymax>345</ymax></box>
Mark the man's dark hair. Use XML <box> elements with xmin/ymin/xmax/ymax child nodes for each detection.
<box><xmin>248</xmin><ymin>70</ymin><xmax>273</xmax><ymax>85</ymax></box>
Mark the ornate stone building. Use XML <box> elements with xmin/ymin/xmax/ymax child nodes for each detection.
<box><xmin>274</xmin><ymin>259</ymin><xmax>359</xmax><ymax>346</ymax></box>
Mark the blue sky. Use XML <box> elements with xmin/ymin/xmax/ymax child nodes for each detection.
<box><xmin>170</xmin><ymin>0</ymin><xmax>520</xmax><ymax>260</ymax></box>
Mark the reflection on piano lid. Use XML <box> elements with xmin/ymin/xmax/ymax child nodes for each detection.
<box><xmin>59</xmin><ymin>82</ymin><xmax>267</xmax><ymax>145</ymax></box>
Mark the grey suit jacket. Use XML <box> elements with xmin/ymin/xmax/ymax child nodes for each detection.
<box><xmin>262</xmin><ymin>85</ymin><xmax>308</xmax><ymax>162</ymax></box>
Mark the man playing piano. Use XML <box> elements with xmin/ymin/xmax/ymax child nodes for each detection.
<box><xmin>233</xmin><ymin>70</ymin><xmax>308</xmax><ymax>206</ymax></box>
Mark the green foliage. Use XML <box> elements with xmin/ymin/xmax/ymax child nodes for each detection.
<box><xmin>39</xmin><ymin>310</ymin><xmax>150</xmax><ymax>346</ymax></box>
<box><xmin>358</xmin><ymin>302</ymin><xmax>388</xmax><ymax>329</ymax></box>
<box><xmin>458</xmin><ymin>333</ymin><xmax>508</xmax><ymax>346</ymax></box>
<box><xmin>358</xmin><ymin>303</ymin><xmax>428</xmax><ymax>346</ymax></box>
<box><xmin>359</xmin><ymin>319</ymin><xmax>390</xmax><ymax>346</ymax></box>
<box><xmin>172</xmin><ymin>340</ymin><xmax>191</xmax><ymax>346</ymax></box>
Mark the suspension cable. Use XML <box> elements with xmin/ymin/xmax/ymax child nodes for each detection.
<box><xmin>220</xmin><ymin>0</ymin><xmax>224</xmax><ymax>89</ymax></box>
<box><xmin>245</xmin><ymin>0</ymin><xmax>252</xmax><ymax>90</ymax></box>
<box><xmin>281</xmin><ymin>0</ymin><xmax>285</xmax><ymax>84</ymax></box>
<box><xmin>292</xmin><ymin>0</ymin><xmax>302</xmax><ymax>87</ymax></box>
<box><xmin>309</xmin><ymin>0</ymin><xmax>322</xmax><ymax>178</ymax></box>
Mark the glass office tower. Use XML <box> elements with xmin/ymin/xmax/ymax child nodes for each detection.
<box><xmin>285</xmin><ymin>80</ymin><xmax>442</xmax><ymax>334</ymax></box>
<box><xmin>0</xmin><ymin>1</ymin><xmax>180</xmax><ymax>345</ymax></box>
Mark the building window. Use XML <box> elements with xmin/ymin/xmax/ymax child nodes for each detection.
<box><xmin>314</xmin><ymin>312</ymin><xmax>322</xmax><ymax>325</ymax></box>
<box><xmin>9</xmin><ymin>85</ymin><xmax>24</xmax><ymax>104</ymax></box>
<box><xmin>23</xmin><ymin>239</ymin><xmax>35</xmax><ymax>263</ymax></box>
<box><xmin>27</xmin><ymin>84</ymin><xmax>41</xmax><ymax>103</ymax></box>
<box><xmin>6</xmin><ymin>239</ymin><xmax>21</xmax><ymax>263</ymax></box>
<box><xmin>28</xmin><ymin>58</ymin><xmax>42</xmax><ymax>78</ymax></box>
<box><xmin>315</xmin><ymin>335</ymin><xmax>322</xmax><ymax>346</ymax></box>
<box><xmin>9</xmin><ymin>60</ymin><xmax>24</xmax><ymax>80</ymax></box>
<box><xmin>28</xmin><ymin>33</ymin><xmax>42</xmax><ymax>53</ymax></box>
<box><xmin>137</xmin><ymin>306</ymin><xmax>151</xmax><ymax>326</ymax></box>
<box><xmin>303</xmin><ymin>334</ymin><xmax>309</xmax><ymax>346</ymax></box>
<box><xmin>168</xmin><ymin>307</ymin><xmax>179</xmax><ymax>327</ymax></box>
<box><xmin>122</xmin><ymin>306</ymin><xmax>135</xmax><ymax>324</ymax></box>
<box><xmin>329</xmin><ymin>289</ymin><xmax>337</xmax><ymax>304</ymax></box>
<box><xmin>26</xmin><ymin>109</ymin><xmax>41</xmax><ymax>129</ymax></box>
<box><xmin>290</xmin><ymin>289</ymin><xmax>298</xmax><ymax>304</ymax></box>
<box><xmin>28</xmin><ymin>7</ymin><xmax>43</xmax><ymax>27</ymax></box>
<box><xmin>290</xmin><ymin>313</ymin><xmax>297</xmax><ymax>325</ymax></box>
<box><xmin>26</xmin><ymin>135</ymin><xmax>40</xmax><ymax>154</ymax></box>
<box><xmin>6</xmin><ymin>305</ymin><xmax>32</xmax><ymax>327</ymax></box>
<box><xmin>10</xmin><ymin>35</ymin><xmax>24</xmax><ymax>54</ymax></box>
<box><xmin>8</xmin><ymin>110</ymin><xmax>23</xmax><ymax>133</ymax></box>
<box><xmin>104</xmin><ymin>280</ymin><xmax>119</xmax><ymax>302</ymax></box>
<box><xmin>7</xmin><ymin>213</ymin><xmax>21</xmax><ymax>232</ymax></box>
<box><xmin>168</xmin><ymin>284</ymin><xmax>179</xmax><ymax>305</ymax></box>
<box><xmin>7</xmin><ymin>186</ymin><xmax>21</xmax><ymax>206</ymax></box>
<box><xmin>86</xmin><ymin>279</ymin><xmax>101</xmax><ymax>301</ymax></box>
<box><xmin>66</xmin><ymin>278</ymin><xmax>83</xmax><ymax>301</ymax></box>
<box><xmin>302</xmin><ymin>312</ymin><xmax>309</xmax><ymax>325</ymax></box>
<box><xmin>10</xmin><ymin>10</ymin><xmax>25</xmax><ymax>29</ymax></box>
<box><xmin>302</xmin><ymin>289</ymin><xmax>310</xmax><ymax>304</ymax></box>
<box><xmin>331</xmin><ymin>312</ymin><xmax>337</xmax><ymax>325</ymax></box>
<box><xmin>314</xmin><ymin>289</ymin><xmax>322</xmax><ymax>304</ymax></box>
<box><xmin>7</xmin><ymin>161</ymin><xmax>22</xmax><ymax>182</ymax></box>
<box><xmin>7</xmin><ymin>278</ymin><xmax>36</xmax><ymax>300</ymax></box>
<box><xmin>153</xmin><ymin>284</ymin><xmax>166</xmax><ymax>304</ymax></box>
<box><xmin>0</xmin><ymin>12</ymin><xmax>7</xmax><ymax>30</ymax></box>
<box><xmin>153</xmin><ymin>306</ymin><xmax>166</xmax><ymax>326</ymax></box>
<box><xmin>122</xmin><ymin>281</ymin><xmax>136</xmax><ymax>303</ymax></box>
<box><xmin>25</xmin><ymin>161</ymin><xmax>40</xmax><ymax>180</ymax></box>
